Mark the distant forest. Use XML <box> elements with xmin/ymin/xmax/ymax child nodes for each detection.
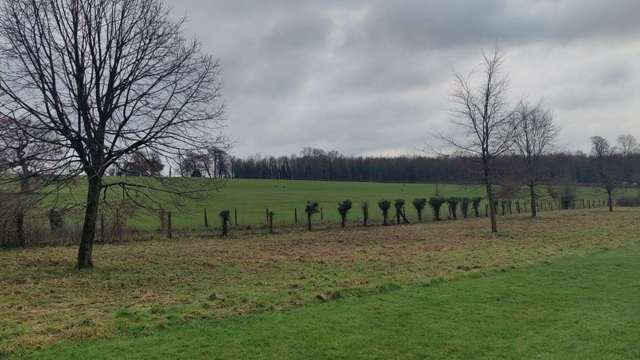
<box><xmin>230</xmin><ymin>148</ymin><xmax>640</xmax><ymax>186</ymax></box>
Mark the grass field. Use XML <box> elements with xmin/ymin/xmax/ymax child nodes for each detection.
<box><xmin>34</xmin><ymin>178</ymin><xmax>634</xmax><ymax>231</ymax></box>
<box><xmin>22</xmin><ymin>244</ymin><xmax>640</xmax><ymax>359</ymax></box>
<box><xmin>2</xmin><ymin>208</ymin><xmax>639</xmax><ymax>357</ymax></box>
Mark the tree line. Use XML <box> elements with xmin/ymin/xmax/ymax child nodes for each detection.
<box><xmin>229</xmin><ymin>149</ymin><xmax>640</xmax><ymax>186</ymax></box>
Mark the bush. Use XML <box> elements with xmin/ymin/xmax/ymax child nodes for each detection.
<box><xmin>48</xmin><ymin>208</ymin><xmax>65</xmax><ymax>231</ymax></box>
<box><xmin>412</xmin><ymin>198</ymin><xmax>427</xmax><ymax>221</ymax></box>
<box><xmin>378</xmin><ymin>200</ymin><xmax>391</xmax><ymax>225</ymax></box>
<box><xmin>428</xmin><ymin>197</ymin><xmax>445</xmax><ymax>221</ymax></box>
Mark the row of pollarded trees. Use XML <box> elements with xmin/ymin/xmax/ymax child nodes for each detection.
<box><xmin>296</xmin><ymin>197</ymin><xmax>486</xmax><ymax>231</ymax></box>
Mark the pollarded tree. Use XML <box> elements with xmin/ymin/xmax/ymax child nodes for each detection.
<box><xmin>219</xmin><ymin>210</ymin><xmax>230</xmax><ymax>237</ymax></box>
<box><xmin>305</xmin><ymin>201</ymin><xmax>319</xmax><ymax>231</ymax></box>
<box><xmin>446</xmin><ymin>198</ymin><xmax>459</xmax><ymax>220</ymax></box>
<box><xmin>394</xmin><ymin>199</ymin><xmax>409</xmax><ymax>225</ymax></box>
<box><xmin>337</xmin><ymin>200</ymin><xmax>352</xmax><ymax>228</ymax></box>
<box><xmin>461</xmin><ymin>198</ymin><xmax>470</xmax><ymax>218</ymax></box>
<box><xmin>0</xmin><ymin>0</ymin><xmax>226</xmax><ymax>268</ymax></box>
<box><xmin>445</xmin><ymin>49</ymin><xmax>517</xmax><ymax>232</ymax></box>
<box><xmin>512</xmin><ymin>101</ymin><xmax>558</xmax><ymax>218</ymax></box>
<box><xmin>428</xmin><ymin>197</ymin><xmax>445</xmax><ymax>221</ymax></box>
<box><xmin>378</xmin><ymin>200</ymin><xmax>391</xmax><ymax>226</ymax></box>
<box><xmin>412</xmin><ymin>198</ymin><xmax>427</xmax><ymax>221</ymax></box>
<box><xmin>471</xmin><ymin>197</ymin><xmax>483</xmax><ymax>217</ymax></box>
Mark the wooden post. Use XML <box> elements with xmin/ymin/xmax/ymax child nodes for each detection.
<box><xmin>320</xmin><ymin>207</ymin><xmax>324</xmax><ymax>221</ymax></box>
<box><xmin>167</xmin><ymin>212</ymin><xmax>172</xmax><ymax>239</ymax></box>
<box><xmin>266</xmin><ymin>208</ymin><xmax>269</xmax><ymax>224</ymax></box>
<box><xmin>234</xmin><ymin>208</ymin><xmax>238</xmax><ymax>226</ymax></box>
<box><xmin>294</xmin><ymin>208</ymin><xmax>298</xmax><ymax>224</ymax></box>
<box><xmin>268</xmin><ymin>211</ymin><xmax>274</xmax><ymax>234</ymax></box>
<box><xmin>204</xmin><ymin>208</ymin><xmax>209</xmax><ymax>228</ymax></box>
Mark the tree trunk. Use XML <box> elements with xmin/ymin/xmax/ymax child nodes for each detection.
<box><xmin>77</xmin><ymin>176</ymin><xmax>102</xmax><ymax>269</ymax></box>
<box><xmin>529</xmin><ymin>184</ymin><xmax>537</xmax><ymax>218</ymax></box>
<box><xmin>483</xmin><ymin>163</ymin><xmax>497</xmax><ymax>233</ymax></box>
<box><xmin>307</xmin><ymin>214</ymin><xmax>312</xmax><ymax>231</ymax></box>
<box><xmin>15</xmin><ymin>209</ymin><xmax>25</xmax><ymax>247</ymax></box>
<box><xmin>608</xmin><ymin>191</ymin><xmax>613</xmax><ymax>212</ymax></box>
<box><xmin>341</xmin><ymin>215</ymin><xmax>346</xmax><ymax>228</ymax></box>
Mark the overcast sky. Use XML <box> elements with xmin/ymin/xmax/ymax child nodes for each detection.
<box><xmin>171</xmin><ymin>0</ymin><xmax>639</xmax><ymax>158</ymax></box>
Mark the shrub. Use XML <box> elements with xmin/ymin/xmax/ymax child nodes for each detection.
<box><xmin>428</xmin><ymin>197</ymin><xmax>445</xmax><ymax>221</ymax></box>
<box><xmin>337</xmin><ymin>200</ymin><xmax>353</xmax><ymax>228</ymax></box>
<box><xmin>378</xmin><ymin>200</ymin><xmax>391</xmax><ymax>225</ymax></box>
<box><xmin>446</xmin><ymin>197</ymin><xmax>460</xmax><ymax>220</ymax></box>
<box><xmin>412</xmin><ymin>198</ymin><xmax>427</xmax><ymax>221</ymax></box>
<box><xmin>48</xmin><ymin>208</ymin><xmax>65</xmax><ymax>231</ymax></box>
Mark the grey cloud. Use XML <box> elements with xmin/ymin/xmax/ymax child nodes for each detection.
<box><xmin>170</xmin><ymin>0</ymin><xmax>640</xmax><ymax>157</ymax></box>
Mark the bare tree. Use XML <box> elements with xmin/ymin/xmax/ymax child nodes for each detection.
<box><xmin>0</xmin><ymin>115</ymin><xmax>65</xmax><ymax>247</ymax></box>
<box><xmin>512</xmin><ymin>101</ymin><xmax>558</xmax><ymax>217</ymax></box>
<box><xmin>591</xmin><ymin>136</ymin><xmax>616</xmax><ymax>212</ymax></box>
<box><xmin>0</xmin><ymin>0</ymin><xmax>225</xmax><ymax>268</ymax></box>
<box><xmin>446</xmin><ymin>49</ymin><xmax>516</xmax><ymax>232</ymax></box>
<box><xmin>616</xmin><ymin>134</ymin><xmax>638</xmax><ymax>156</ymax></box>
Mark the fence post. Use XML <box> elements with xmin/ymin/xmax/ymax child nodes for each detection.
<box><xmin>268</xmin><ymin>211</ymin><xmax>274</xmax><ymax>234</ymax></box>
<box><xmin>320</xmin><ymin>207</ymin><xmax>324</xmax><ymax>221</ymax></box>
<box><xmin>204</xmin><ymin>208</ymin><xmax>209</xmax><ymax>228</ymax></box>
<box><xmin>294</xmin><ymin>208</ymin><xmax>298</xmax><ymax>224</ymax></box>
<box><xmin>167</xmin><ymin>212</ymin><xmax>173</xmax><ymax>239</ymax></box>
<box><xmin>234</xmin><ymin>208</ymin><xmax>238</xmax><ymax>226</ymax></box>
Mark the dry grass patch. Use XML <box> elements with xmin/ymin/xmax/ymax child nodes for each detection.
<box><xmin>1</xmin><ymin>209</ymin><xmax>639</xmax><ymax>355</ymax></box>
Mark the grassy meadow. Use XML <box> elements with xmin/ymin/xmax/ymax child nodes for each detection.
<box><xmin>23</xmin><ymin>244</ymin><xmax>640</xmax><ymax>359</ymax></box>
<box><xmin>33</xmin><ymin>177</ymin><xmax>635</xmax><ymax>232</ymax></box>
<box><xmin>2</xmin><ymin>208</ymin><xmax>640</xmax><ymax>357</ymax></box>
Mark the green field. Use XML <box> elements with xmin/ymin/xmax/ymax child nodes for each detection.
<box><xmin>2</xmin><ymin>209</ymin><xmax>639</xmax><ymax>357</ymax></box>
<box><xmin>37</xmin><ymin>178</ymin><xmax>631</xmax><ymax>231</ymax></box>
<box><xmin>17</xmin><ymin>239</ymin><xmax>640</xmax><ymax>359</ymax></box>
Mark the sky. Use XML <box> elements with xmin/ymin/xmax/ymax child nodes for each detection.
<box><xmin>170</xmin><ymin>0</ymin><xmax>640</xmax><ymax>158</ymax></box>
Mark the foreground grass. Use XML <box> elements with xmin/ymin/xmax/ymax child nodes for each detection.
<box><xmin>21</xmin><ymin>242</ymin><xmax>640</xmax><ymax>359</ymax></box>
<box><xmin>2</xmin><ymin>209</ymin><xmax>639</xmax><ymax>356</ymax></box>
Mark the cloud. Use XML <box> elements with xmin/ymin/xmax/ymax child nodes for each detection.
<box><xmin>171</xmin><ymin>0</ymin><xmax>640</xmax><ymax>157</ymax></box>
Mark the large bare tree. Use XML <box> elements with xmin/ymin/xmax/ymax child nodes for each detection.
<box><xmin>0</xmin><ymin>0</ymin><xmax>225</xmax><ymax>268</ymax></box>
<box><xmin>591</xmin><ymin>136</ymin><xmax>615</xmax><ymax>212</ymax></box>
<box><xmin>512</xmin><ymin>101</ymin><xmax>558</xmax><ymax>217</ymax></box>
<box><xmin>447</xmin><ymin>49</ymin><xmax>516</xmax><ymax>233</ymax></box>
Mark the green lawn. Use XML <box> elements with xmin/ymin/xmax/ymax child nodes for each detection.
<box><xmin>21</xmin><ymin>245</ymin><xmax>640</xmax><ymax>359</ymax></box>
<box><xmin>36</xmin><ymin>178</ymin><xmax>628</xmax><ymax>231</ymax></box>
